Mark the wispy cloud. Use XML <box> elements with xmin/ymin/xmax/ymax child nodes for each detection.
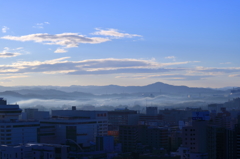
<box><xmin>1</xmin><ymin>28</ymin><xmax>142</xmax><ymax>53</ymax></box>
<box><xmin>228</xmin><ymin>74</ymin><xmax>240</xmax><ymax>77</ymax></box>
<box><xmin>2</xmin><ymin>26</ymin><xmax>9</xmax><ymax>33</ymax></box>
<box><xmin>92</xmin><ymin>28</ymin><xmax>142</xmax><ymax>38</ymax></box>
<box><xmin>0</xmin><ymin>57</ymin><xmax>192</xmax><ymax>75</ymax></box>
<box><xmin>1</xmin><ymin>33</ymin><xmax>110</xmax><ymax>53</ymax></box>
<box><xmin>54</xmin><ymin>48</ymin><xmax>67</xmax><ymax>53</ymax></box>
<box><xmin>194</xmin><ymin>66</ymin><xmax>240</xmax><ymax>74</ymax></box>
<box><xmin>116</xmin><ymin>74</ymin><xmax>211</xmax><ymax>81</ymax></box>
<box><xmin>165</xmin><ymin>56</ymin><xmax>176</xmax><ymax>61</ymax></box>
<box><xmin>33</xmin><ymin>22</ymin><xmax>50</xmax><ymax>29</ymax></box>
<box><xmin>0</xmin><ymin>47</ymin><xmax>21</xmax><ymax>58</ymax></box>
<box><xmin>220</xmin><ymin>62</ymin><xmax>231</xmax><ymax>65</ymax></box>
<box><xmin>0</xmin><ymin>75</ymin><xmax>28</xmax><ymax>83</ymax></box>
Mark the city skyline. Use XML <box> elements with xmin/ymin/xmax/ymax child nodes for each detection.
<box><xmin>0</xmin><ymin>1</ymin><xmax>240</xmax><ymax>88</ymax></box>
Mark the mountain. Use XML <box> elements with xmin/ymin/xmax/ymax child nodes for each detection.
<box><xmin>0</xmin><ymin>82</ymin><xmax>229</xmax><ymax>109</ymax></box>
<box><xmin>0</xmin><ymin>82</ymin><xmax>224</xmax><ymax>96</ymax></box>
<box><xmin>51</xmin><ymin>82</ymin><xmax>224</xmax><ymax>94</ymax></box>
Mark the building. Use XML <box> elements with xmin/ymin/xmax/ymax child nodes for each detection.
<box><xmin>0</xmin><ymin>98</ymin><xmax>39</xmax><ymax>145</ymax></box>
<box><xmin>139</xmin><ymin>114</ymin><xmax>163</xmax><ymax>126</ymax></box>
<box><xmin>0</xmin><ymin>143</ymin><xmax>68</xmax><ymax>159</ymax></box>
<box><xmin>24</xmin><ymin>108</ymin><xmax>38</xmax><ymax>120</ymax></box>
<box><xmin>119</xmin><ymin>125</ymin><xmax>139</xmax><ymax>152</ymax></box>
<box><xmin>39</xmin><ymin>108</ymin><xmax>108</xmax><ymax>148</ymax></box>
<box><xmin>119</xmin><ymin>125</ymin><xmax>169</xmax><ymax>153</ymax></box>
<box><xmin>96</xmin><ymin>136</ymin><xmax>114</xmax><ymax>152</ymax></box>
<box><xmin>182</xmin><ymin>119</ymin><xmax>216</xmax><ymax>159</ymax></box>
<box><xmin>22</xmin><ymin>109</ymin><xmax>50</xmax><ymax>120</ymax></box>
<box><xmin>146</xmin><ymin>107</ymin><xmax>158</xmax><ymax>116</ymax></box>
<box><xmin>108</xmin><ymin>108</ymin><xmax>138</xmax><ymax>131</ymax></box>
<box><xmin>139</xmin><ymin>126</ymin><xmax>169</xmax><ymax>151</ymax></box>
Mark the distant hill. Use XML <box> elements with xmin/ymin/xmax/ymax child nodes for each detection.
<box><xmin>0</xmin><ymin>82</ymin><xmax>224</xmax><ymax>96</ymax></box>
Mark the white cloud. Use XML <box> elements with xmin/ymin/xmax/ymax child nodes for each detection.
<box><xmin>220</xmin><ymin>62</ymin><xmax>231</xmax><ymax>65</ymax></box>
<box><xmin>54</xmin><ymin>48</ymin><xmax>68</xmax><ymax>53</ymax></box>
<box><xmin>2</xmin><ymin>26</ymin><xmax>9</xmax><ymax>33</ymax></box>
<box><xmin>2</xmin><ymin>33</ymin><xmax>110</xmax><ymax>53</ymax></box>
<box><xmin>165</xmin><ymin>56</ymin><xmax>176</xmax><ymax>61</ymax></box>
<box><xmin>92</xmin><ymin>28</ymin><xmax>142</xmax><ymax>38</ymax></box>
<box><xmin>115</xmin><ymin>74</ymin><xmax>211</xmax><ymax>81</ymax></box>
<box><xmin>0</xmin><ymin>52</ymin><xmax>21</xmax><ymax>58</ymax></box>
<box><xmin>0</xmin><ymin>47</ymin><xmax>21</xmax><ymax>58</ymax></box>
<box><xmin>1</xmin><ymin>56</ymin><xmax>240</xmax><ymax>82</ymax></box>
<box><xmin>1</xmin><ymin>29</ymin><xmax>142</xmax><ymax>52</ymax></box>
<box><xmin>33</xmin><ymin>22</ymin><xmax>50</xmax><ymax>29</ymax></box>
<box><xmin>0</xmin><ymin>57</ymin><xmax>193</xmax><ymax>75</ymax></box>
<box><xmin>15</xmin><ymin>47</ymin><xmax>24</xmax><ymax>50</ymax></box>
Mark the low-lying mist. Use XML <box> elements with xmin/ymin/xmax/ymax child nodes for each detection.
<box><xmin>13</xmin><ymin>93</ymin><xmax>230</xmax><ymax>112</ymax></box>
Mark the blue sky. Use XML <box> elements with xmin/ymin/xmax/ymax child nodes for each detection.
<box><xmin>0</xmin><ymin>0</ymin><xmax>239</xmax><ymax>87</ymax></box>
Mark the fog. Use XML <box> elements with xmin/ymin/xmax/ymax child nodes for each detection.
<box><xmin>13</xmin><ymin>93</ymin><xmax>230</xmax><ymax>112</ymax></box>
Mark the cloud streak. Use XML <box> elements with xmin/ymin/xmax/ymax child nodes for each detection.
<box><xmin>0</xmin><ymin>47</ymin><xmax>22</xmax><ymax>58</ymax></box>
<box><xmin>92</xmin><ymin>28</ymin><xmax>142</xmax><ymax>38</ymax></box>
<box><xmin>33</xmin><ymin>22</ymin><xmax>50</xmax><ymax>29</ymax></box>
<box><xmin>1</xmin><ymin>56</ymin><xmax>240</xmax><ymax>81</ymax></box>
<box><xmin>1</xmin><ymin>28</ymin><xmax>142</xmax><ymax>53</ymax></box>
<box><xmin>1</xmin><ymin>33</ymin><xmax>110</xmax><ymax>48</ymax></box>
<box><xmin>165</xmin><ymin>56</ymin><xmax>176</xmax><ymax>61</ymax></box>
<box><xmin>0</xmin><ymin>57</ymin><xmax>191</xmax><ymax>75</ymax></box>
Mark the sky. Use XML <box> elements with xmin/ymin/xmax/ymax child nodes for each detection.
<box><xmin>0</xmin><ymin>0</ymin><xmax>240</xmax><ymax>88</ymax></box>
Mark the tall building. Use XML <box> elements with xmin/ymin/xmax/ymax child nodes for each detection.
<box><xmin>181</xmin><ymin>120</ymin><xmax>209</xmax><ymax>159</ymax></box>
<box><xmin>96</xmin><ymin>136</ymin><xmax>114</xmax><ymax>152</ymax></box>
<box><xmin>0</xmin><ymin>98</ymin><xmax>39</xmax><ymax>145</ymax></box>
<box><xmin>119</xmin><ymin>125</ymin><xmax>169</xmax><ymax>153</ymax></box>
<box><xmin>119</xmin><ymin>125</ymin><xmax>139</xmax><ymax>152</ymax></box>
<box><xmin>108</xmin><ymin>108</ymin><xmax>138</xmax><ymax>131</ymax></box>
<box><xmin>39</xmin><ymin>108</ymin><xmax>108</xmax><ymax>148</ymax></box>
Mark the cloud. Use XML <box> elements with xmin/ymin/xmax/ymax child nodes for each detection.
<box><xmin>0</xmin><ymin>53</ymin><xmax>21</xmax><ymax>58</ymax></box>
<box><xmin>2</xmin><ymin>33</ymin><xmax>110</xmax><ymax>53</ymax></box>
<box><xmin>229</xmin><ymin>74</ymin><xmax>240</xmax><ymax>77</ymax></box>
<box><xmin>1</xmin><ymin>56</ymin><xmax>240</xmax><ymax>82</ymax></box>
<box><xmin>0</xmin><ymin>75</ymin><xmax>28</xmax><ymax>83</ymax></box>
<box><xmin>0</xmin><ymin>57</ymin><xmax>191</xmax><ymax>75</ymax></box>
<box><xmin>2</xmin><ymin>26</ymin><xmax>9</xmax><ymax>33</ymax></box>
<box><xmin>54</xmin><ymin>48</ymin><xmax>67</xmax><ymax>53</ymax></box>
<box><xmin>148</xmin><ymin>74</ymin><xmax>211</xmax><ymax>81</ymax></box>
<box><xmin>116</xmin><ymin>74</ymin><xmax>211</xmax><ymax>81</ymax></box>
<box><xmin>1</xmin><ymin>29</ymin><xmax>142</xmax><ymax>52</ymax></box>
<box><xmin>92</xmin><ymin>28</ymin><xmax>142</xmax><ymax>38</ymax></box>
<box><xmin>33</xmin><ymin>22</ymin><xmax>50</xmax><ymax>29</ymax></box>
<box><xmin>0</xmin><ymin>47</ymin><xmax>21</xmax><ymax>58</ymax></box>
<box><xmin>220</xmin><ymin>62</ymin><xmax>231</xmax><ymax>65</ymax></box>
<box><xmin>194</xmin><ymin>66</ymin><xmax>240</xmax><ymax>74</ymax></box>
<box><xmin>165</xmin><ymin>56</ymin><xmax>176</xmax><ymax>61</ymax></box>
